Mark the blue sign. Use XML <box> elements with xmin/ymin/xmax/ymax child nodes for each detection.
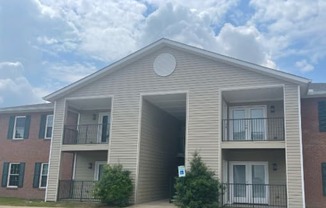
<box><xmin>178</xmin><ymin>166</ymin><xmax>186</xmax><ymax>177</ymax></box>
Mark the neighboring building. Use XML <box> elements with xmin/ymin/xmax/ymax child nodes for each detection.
<box><xmin>42</xmin><ymin>39</ymin><xmax>308</xmax><ymax>207</ymax></box>
<box><xmin>0</xmin><ymin>103</ymin><xmax>53</xmax><ymax>199</ymax></box>
<box><xmin>302</xmin><ymin>83</ymin><xmax>326</xmax><ymax>208</ymax></box>
<box><xmin>2</xmin><ymin>39</ymin><xmax>326</xmax><ymax>207</ymax></box>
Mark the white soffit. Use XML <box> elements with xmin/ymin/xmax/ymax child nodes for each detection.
<box><xmin>223</xmin><ymin>87</ymin><xmax>284</xmax><ymax>103</ymax></box>
<box><xmin>67</xmin><ymin>97</ymin><xmax>112</xmax><ymax>110</ymax></box>
<box><xmin>144</xmin><ymin>93</ymin><xmax>186</xmax><ymax>121</ymax></box>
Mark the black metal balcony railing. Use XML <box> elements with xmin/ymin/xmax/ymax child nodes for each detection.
<box><xmin>222</xmin><ymin>183</ymin><xmax>287</xmax><ymax>207</ymax></box>
<box><xmin>58</xmin><ymin>180</ymin><xmax>99</xmax><ymax>201</ymax></box>
<box><xmin>222</xmin><ymin>117</ymin><xmax>284</xmax><ymax>141</ymax></box>
<box><xmin>63</xmin><ymin>124</ymin><xmax>110</xmax><ymax>144</ymax></box>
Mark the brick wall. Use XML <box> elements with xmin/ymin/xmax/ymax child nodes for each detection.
<box><xmin>302</xmin><ymin>98</ymin><xmax>326</xmax><ymax>208</ymax></box>
<box><xmin>0</xmin><ymin>111</ymin><xmax>52</xmax><ymax>199</ymax></box>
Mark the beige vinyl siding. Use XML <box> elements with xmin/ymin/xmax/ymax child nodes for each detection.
<box><xmin>78</xmin><ymin>112</ymin><xmax>105</xmax><ymax>144</ymax></box>
<box><xmin>46</xmin><ymin>47</ymin><xmax>302</xmax><ymax>205</ymax></box>
<box><xmin>78</xmin><ymin>112</ymin><xmax>97</xmax><ymax>125</ymax></box>
<box><xmin>74</xmin><ymin>151</ymin><xmax>108</xmax><ymax>180</ymax></box>
<box><xmin>137</xmin><ymin>99</ymin><xmax>180</xmax><ymax>203</ymax></box>
<box><xmin>284</xmin><ymin>84</ymin><xmax>305</xmax><ymax>207</ymax></box>
<box><xmin>78</xmin><ymin>111</ymin><xmax>111</xmax><ymax>125</ymax></box>
<box><xmin>187</xmin><ymin>90</ymin><xmax>220</xmax><ymax>172</ymax></box>
<box><xmin>46</xmin><ymin>99</ymin><xmax>66</xmax><ymax>201</ymax></box>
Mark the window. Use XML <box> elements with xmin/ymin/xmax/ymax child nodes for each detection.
<box><xmin>39</xmin><ymin>114</ymin><xmax>53</xmax><ymax>139</ymax></box>
<box><xmin>1</xmin><ymin>162</ymin><xmax>25</xmax><ymax>188</ymax></box>
<box><xmin>40</xmin><ymin>163</ymin><xmax>48</xmax><ymax>188</ymax></box>
<box><xmin>8</xmin><ymin>163</ymin><xmax>20</xmax><ymax>187</ymax></box>
<box><xmin>319</xmin><ymin>101</ymin><xmax>326</xmax><ymax>132</ymax></box>
<box><xmin>45</xmin><ymin>115</ymin><xmax>53</xmax><ymax>139</ymax></box>
<box><xmin>7</xmin><ymin>115</ymin><xmax>31</xmax><ymax>140</ymax></box>
<box><xmin>322</xmin><ymin>163</ymin><xmax>326</xmax><ymax>196</ymax></box>
<box><xmin>14</xmin><ymin>116</ymin><xmax>26</xmax><ymax>139</ymax></box>
<box><xmin>33</xmin><ymin>163</ymin><xmax>48</xmax><ymax>188</ymax></box>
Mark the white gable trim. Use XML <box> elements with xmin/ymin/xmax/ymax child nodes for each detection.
<box><xmin>44</xmin><ymin>39</ymin><xmax>310</xmax><ymax>102</ymax></box>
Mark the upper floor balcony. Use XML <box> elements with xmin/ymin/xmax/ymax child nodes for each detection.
<box><xmin>222</xmin><ymin>117</ymin><xmax>285</xmax><ymax>142</ymax></box>
<box><xmin>63</xmin><ymin>123</ymin><xmax>110</xmax><ymax>145</ymax></box>
<box><xmin>221</xmin><ymin>86</ymin><xmax>286</xmax><ymax>149</ymax></box>
<box><xmin>61</xmin><ymin>97</ymin><xmax>111</xmax><ymax>151</ymax></box>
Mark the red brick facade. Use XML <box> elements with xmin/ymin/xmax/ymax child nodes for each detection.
<box><xmin>0</xmin><ymin>111</ymin><xmax>52</xmax><ymax>199</ymax></box>
<box><xmin>302</xmin><ymin>98</ymin><xmax>326</xmax><ymax>208</ymax></box>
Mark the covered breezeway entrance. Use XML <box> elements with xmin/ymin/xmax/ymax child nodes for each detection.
<box><xmin>136</xmin><ymin>93</ymin><xmax>186</xmax><ymax>204</ymax></box>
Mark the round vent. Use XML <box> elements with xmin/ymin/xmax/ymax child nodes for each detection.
<box><xmin>153</xmin><ymin>53</ymin><xmax>176</xmax><ymax>76</ymax></box>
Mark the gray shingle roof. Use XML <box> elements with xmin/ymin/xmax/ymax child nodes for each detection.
<box><xmin>0</xmin><ymin>103</ymin><xmax>53</xmax><ymax>113</ymax></box>
<box><xmin>307</xmin><ymin>83</ymin><xmax>326</xmax><ymax>97</ymax></box>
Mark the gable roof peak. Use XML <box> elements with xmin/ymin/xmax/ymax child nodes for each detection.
<box><xmin>44</xmin><ymin>39</ymin><xmax>310</xmax><ymax>102</ymax></box>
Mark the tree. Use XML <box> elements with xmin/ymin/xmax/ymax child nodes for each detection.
<box><xmin>173</xmin><ymin>152</ymin><xmax>223</xmax><ymax>208</ymax></box>
<box><xmin>94</xmin><ymin>164</ymin><xmax>133</xmax><ymax>207</ymax></box>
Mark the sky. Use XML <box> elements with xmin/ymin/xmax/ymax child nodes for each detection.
<box><xmin>0</xmin><ymin>0</ymin><xmax>325</xmax><ymax>108</ymax></box>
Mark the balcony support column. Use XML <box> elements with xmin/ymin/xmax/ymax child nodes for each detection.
<box><xmin>284</xmin><ymin>85</ymin><xmax>305</xmax><ymax>208</ymax></box>
<box><xmin>45</xmin><ymin>99</ymin><xmax>67</xmax><ymax>201</ymax></box>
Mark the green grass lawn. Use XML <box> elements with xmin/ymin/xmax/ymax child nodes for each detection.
<box><xmin>0</xmin><ymin>197</ymin><xmax>102</xmax><ymax>207</ymax></box>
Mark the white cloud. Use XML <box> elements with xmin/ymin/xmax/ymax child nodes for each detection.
<box><xmin>0</xmin><ymin>62</ymin><xmax>45</xmax><ymax>107</ymax></box>
<box><xmin>295</xmin><ymin>59</ymin><xmax>314</xmax><ymax>72</ymax></box>
<box><xmin>215</xmin><ymin>23</ymin><xmax>276</xmax><ymax>68</ymax></box>
<box><xmin>35</xmin><ymin>0</ymin><xmax>147</xmax><ymax>61</ymax></box>
<box><xmin>249</xmin><ymin>0</ymin><xmax>326</xmax><ymax>68</ymax></box>
<box><xmin>47</xmin><ymin>63</ymin><xmax>97</xmax><ymax>84</ymax></box>
<box><xmin>2</xmin><ymin>0</ymin><xmax>326</xmax><ymax>107</ymax></box>
<box><xmin>139</xmin><ymin>4</ymin><xmax>275</xmax><ymax>68</ymax></box>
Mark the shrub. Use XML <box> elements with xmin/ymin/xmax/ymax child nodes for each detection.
<box><xmin>173</xmin><ymin>152</ymin><xmax>223</xmax><ymax>208</ymax></box>
<box><xmin>94</xmin><ymin>164</ymin><xmax>133</xmax><ymax>207</ymax></box>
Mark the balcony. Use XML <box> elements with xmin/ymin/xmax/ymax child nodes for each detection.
<box><xmin>222</xmin><ymin>183</ymin><xmax>287</xmax><ymax>207</ymax></box>
<box><xmin>58</xmin><ymin>180</ymin><xmax>99</xmax><ymax>201</ymax></box>
<box><xmin>61</xmin><ymin>124</ymin><xmax>110</xmax><ymax>151</ymax></box>
<box><xmin>222</xmin><ymin>117</ymin><xmax>285</xmax><ymax>149</ymax></box>
<box><xmin>222</xmin><ymin>117</ymin><xmax>285</xmax><ymax>141</ymax></box>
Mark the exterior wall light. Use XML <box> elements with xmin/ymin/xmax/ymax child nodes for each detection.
<box><xmin>272</xmin><ymin>163</ymin><xmax>278</xmax><ymax>171</ymax></box>
<box><xmin>270</xmin><ymin>105</ymin><xmax>275</xmax><ymax>113</ymax></box>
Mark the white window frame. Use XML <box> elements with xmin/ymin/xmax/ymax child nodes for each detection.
<box><xmin>13</xmin><ymin>116</ymin><xmax>26</xmax><ymax>140</ymax></box>
<box><xmin>94</xmin><ymin>161</ymin><xmax>106</xmax><ymax>181</ymax></box>
<box><xmin>39</xmin><ymin>163</ymin><xmax>48</xmax><ymax>188</ymax></box>
<box><xmin>97</xmin><ymin>112</ymin><xmax>110</xmax><ymax>143</ymax></box>
<box><xmin>7</xmin><ymin>163</ymin><xmax>20</xmax><ymax>188</ymax></box>
<box><xmin>229</xmin><ymin>161</ymin><xmax>269</xmax><ymax>204</ymax></box>
<box><xmin>44</xmin><ymin>115</ymin><xmax>54</xmax><ymax>139</ymax></box>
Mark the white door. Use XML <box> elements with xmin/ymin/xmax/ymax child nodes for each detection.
<box><xmin>230</xmin><ymin>106</ymin><xmax>267</xmax><ymax>140</ymax></box>
<box><xmin>97</xmin><ymin>113</ymin><xmax>110</xmax><ymax>143</ymax></box>
<box><xmin>94</xmin><ymin>161</ymin><xmax>106</xmax><ymax>181</ymax></box>
<box><xmin>229</xmin><ymin>162</ymin><xmax>269</xmax><ymax>204</ymax></box>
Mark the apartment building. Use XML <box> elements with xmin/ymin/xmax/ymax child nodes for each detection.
<box><xmin>0</xmin><ymin>103</ymin><xmax>53</xmax><ymax>199</ymax></box>
<box><xmin>2</xmin><ymin>39</ymin><xmax>325</xmax><ymax>207</ymax></box>
<box><xmin>41</xmin><ymin>39</ymin><xmax>307</xmax><ymax>207</ymax></box>
<box><xmin>302</xmin><ymin>84</ymin><xmax>326</xmax><ymax>208</ymax></box>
